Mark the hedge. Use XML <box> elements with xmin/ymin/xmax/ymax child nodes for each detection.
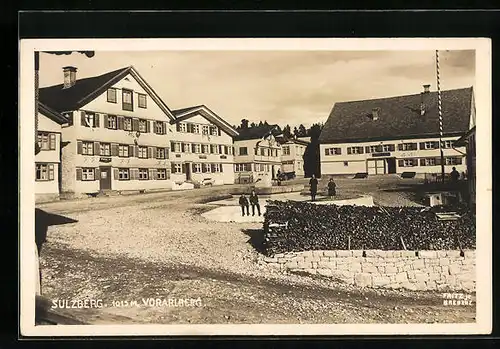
<box><xmin>262</xmin><ymin>201</ymin><xmax>475</xmax><ymax>256</ymax></box>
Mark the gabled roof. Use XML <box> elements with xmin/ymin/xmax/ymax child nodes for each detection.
<box><xmin>319</xmin><ymin>87</ymin><xmax>473</xmax><ymax>144</ymax></box>
<box><xmin>454</xmin><ymin>126</ymin><xmax>476</xmax><ymax>147</ymax></box>
<box><xmin>38</xmin><ymin>102</ymin><xmax>68</xmax><ymax>124</ymax></box>
<box><xmin>233</xmin><ymin>124</ymin><xmax>280</xmax><ymax>141</ymax></box>
<box><xmin>171</xmin><ymin>105</ymin><xmax>239</xmax><ymax>137</ymax></box>
<box><xmin>39</xmin><ymin>66</ymin><xmax>176</xmax><ymax>121</ymax></box>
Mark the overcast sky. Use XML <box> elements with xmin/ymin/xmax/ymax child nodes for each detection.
<box><xmin>39</xmin><ymin>50</ymin><xmax>475</xmax><ymax>128</ymax></box>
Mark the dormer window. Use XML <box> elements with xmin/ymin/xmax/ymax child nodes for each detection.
<box><xmin>122</xmin><ymin>89</ymin><xmax>133</xmax><ymax>111</ymax></box>
<box><xmin>371</xmin><ymin>107</ymin><xmax>380</xmax><ymax>121</ymax></box>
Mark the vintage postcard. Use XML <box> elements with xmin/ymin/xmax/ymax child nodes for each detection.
<box><xmin>19</xmin><ymin>38</ymin><xmax>492</xmax><ymax>336</ymax></box>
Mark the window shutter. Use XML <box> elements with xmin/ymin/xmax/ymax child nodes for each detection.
<box><xmin>456</xmin><ymin>157</ymin><xmax>463</xmax><ymax>164</ymax></box>
<box><xmin>49</xmin><ymin>133</ymin><xmax>56</xmax><ymax>150</ymax></box>
<box><xmin>376</xmin><ymin>145</ymin><xmax>383</xmax><ymax>152</ymax></box>
<box><xmin>77</xmin><ymin>141</ymin><xmax>83</xmax><ymax>154</ymax></box>
<box><xmin>149</xmin><ymin>169</ymin><xmax>155</xmax><ymax>180</ymax></box>
<box><xmin>411</xmin><ymin>143</ymin><xmax>417</xmax><ymax>150</ymax></box>
<box><xmin>324</xmin><ymin>149</ymin><xmax>329</xmax><ymax>156</ymax></box>
<box><xmin>134</xmin><ymin>145</ymin><xmax>139</xmax><ymax>158</ymax></box>
<box><xmin>148</xmin><ymin>147</ymin><xmax>154</xmax><ymax>159</ymax></box>
<box><xmin>398</xmin><ymin>159</ymin><xmax>404</xmax><ymax>167</ymax></box>
<box><xmin>95</xmin><ymin>168</ymin><xmax>100</xmax><ymax>180</ymax></box>
<box><xmin>117</xmin><ymin>117</ymin><xmax>124</xmax><ymax>130</ymax></box>
<box><xmin>186</xmin><ymin>123</ymin><xmax>192</xmax><ymax>133</ymax></box>
<box><xmin>103</xmin><ymin>114</ymin><xmax>108</xmax><ymax>128</ymax></box>
<box><xmin>389</xmin><ymin>144</ymin><xmax>395</xmax><ymax>152</ymax></box>
<box><xmin>114</xmin><ymin>168</ymin><xmax>119</xmax><ymax>180</ymax></box>
<box><xmin>420</xmin><ymin>158</ymin><xmax>425</xmax><ymax>166</ymax></box>
<box><xmin>129</xmin><ymin>145</ymin><xmax>134</xmax><ymax>157</ymax></box>
<box><xmin>435</xmin><ymin>157</ymin><xmax>442</xmax><ymax>165</ymax></box>
<box><xmin>146</xmin><ymin>120</ymin><xmax>151</xmax><ymax>133</ymax></box>
<box><xmin>165</xmin><ymin>147</ymin><xmax>169</xmax><ymax>159</ymax></box>
<box><xmin>397</xmin><ymin>144</ymin><xmax>403</xmax><ymax>151</ymax></box>
<box><xmin>359</xmin><ymin>147</ymin><xmax>364</xmax><ymax>154</ymax></box>
<box><xmin>220</xmin><ymin>164</ymin><xmax>224</xmax><ymax>172</ymax></box>
<box><xmin>76</xmin><ymin>168</ymin><xmax>82</xmax><ymax>180</ymax></box>
<box><xmin>94</xmin><ymin>113</ymin><xmax>100</xmax><ymax>128</ymax></box>
<box><xmin>171</xmin><ymin>163</ymin><xmax>176</xmax><ymax>173</ymax></box>
<box><xmin>48</xmin><ymin>164</ymin><xmax>54</xmax><ymax>180</ymax></box>
<box><xmin>81</xmin><ymin>111</ymin><xmax>86</xmax><ymax>126</ymax></box>
<box><xmin>419</xmin><ymin>142</ymin><xmax>425</xmax><ymax>150</ymax></box>
<box><xmin>433</xmin><ymin>141</ymin><xmax>439</xmax><ymax>149</ymax></box>
<box><xmin>202</xmin><ymin>164</ymin><xmax>206</xmax><ymax>173</ymax></box>
<box><xmin>347</xmin><ymin>147</ymin><xmax>352</xmax><ymax>155</ymax></box>
<box><xmin>110</xmin><ymin>143</ymin><xmax>118</xmax><ymax>156</ymax></box>
<box><xmin>181</xmin><ymin>164</ymin><xmax>186</xmax><ymax>174</ymax></box>
<box><xmin>132</xmin><ymin>119</ymin><xmax>139</xmax><ymax>131</ymax></box>
<box><xmin>94</xmin><ymin>142</ymin><xmax>100</xmax><ymax>155</ymax></box>
<box><xmin>217</xmin><ymin>127</ymin><xmax>221</xmax><ymax>136</ymax></box>
<box><xmin>67</xmin><ymin>111</ymin><xmax>74</xmax><ymax>126</ymax></box>
<box><xmin>176</xmin><ymin>123</ymin><xmax>180</xmax><ymax>132</ymax></box>
<box><xmin>218</xmin><ymin>145</ymin><xmax>222</xmax><ymax>154</ymax></box>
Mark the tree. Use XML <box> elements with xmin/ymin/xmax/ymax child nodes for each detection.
<box><xmin>258</xmin><ymin>121</ymin><xmax>264</xmax><ymax>127</ymax></box>
<box><xmin>250</xmin><ymin>122</ymin><xmax>257</xmax><ymax>128</ymax></box>
<box><xmin>241</xmin><ymin>119</ymin><xmax>249</xmax><ymax>129</ymax></box>
<box><xmin>304</xmin><ymin>122</ymin><xmax>324</xmax><ymax>178</ymax></box>
<box><xmin>298</xmin><ymin>124</ymin><xmax>307</xmax><ymax>137</ymax></box>
<box><xmin>282</xmin><ymin>125</ymin><xmax>292</xmax><ymax>139</ymax></box>
<box><xmin>293</xmin><ymin>127</ymin><xmax>299</xmax><ymax>138</ymax></box>
<box><xmin>264</xmin><ymin>120</ymin><xmax>269</xmax><ymax>126</ymax></box>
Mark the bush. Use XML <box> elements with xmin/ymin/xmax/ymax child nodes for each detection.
<box><xmin>262</xmin><ymin>201</ymin><xmax>475</xmax><ymax>256</ymax></box>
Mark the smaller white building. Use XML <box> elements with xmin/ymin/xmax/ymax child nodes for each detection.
<box><xmin>280</xmin><ymin>138</ymin><xmax>310</xmax><ymax>177</ymax></box>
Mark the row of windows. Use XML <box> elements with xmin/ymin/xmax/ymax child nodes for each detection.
<box><xmin>398</xmin><ymin>157</ymin><xmax>464</xmax><ymax>167</ymax></box>
<box><xmin>76</xmin><ymin>167</ymin><xmax>170</xmax><ymax>181</ymax></box>
<box><xmin>37</xmin><ymin>132</ymin><xmax>57</xmax><ymax>151</ymax></box>
<box><xmin>282</xmin><ymin>145</ymin><xmax>305</xmax><ymax>156</ymax></box>
<box><xmin>234</xmin><ymin>163</ymin><xmax>274</xmax><ymax>172</ymax></box>
<box><xmin>325</xmin><ymin>140</ymin><xmax>456</xmax><ymax>156</ymax></box>
<box><xmin>237</xmin><ymin>146</ymin><xmax>280</xmax><ymax>157</ymax></box>
<box><xmin>176</xmin><ymin>122</ymin><xmax>221</xmax><ymax>136</ymax></box>
<box><xmin>81</xmin><ymin>112</ymin><xmax>169</xmax><ymax>135</ymax></box>
<box><xmin>35</xmin><ymin>163</ymin><xmax>55</xmax><ymax>181</ymax></box>
<box><xmin>171</xmin><ymin>163</ymin><xmax>224</xmax><ymax>174</ymax></box>
<box><xmin>170</xmin><ymin>142</ymin><xmax>233</xmax><ymax>155</ymax></box>
<box><xmin>107</xmin><ymin>88</ymin><xmax>147</xmax><ymax>111</ymax></box>
<box><xmin>77</xmin><ymin>141</ymin><xmax>169</xmax><ymax>159</ymax></box>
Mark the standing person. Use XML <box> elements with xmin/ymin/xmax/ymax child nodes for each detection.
<box><xmin>309</xmin><ymin>174</ymin><xmax>318</xmax><ymax>202</ymax></box>
<box><xmin>239</xmin><ymin>194</ymin><xmax>250</xmax><ymax>216</ymax></box>
<box><xmin>450</xmin><ymin>166</ymin><xmax>460</xmax><ymax>188</ymax></box>
<box><xmin>327</xmin><ymin>177</ymin><xmax>337</xmax><ymax>199</ymax></box>
<box><xmin>249</xmin><ymin>190</ymin><xmax>261</xmax><ymax>216</ymax></box>
<box><xmin>276</xmin><ymin>169</ymin><xmax>282</xmax><ymax>186</ymax></box>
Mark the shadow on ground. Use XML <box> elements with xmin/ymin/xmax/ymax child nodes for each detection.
<box><xmin>241</xmin><ymin>228</ymin><xmax>266</xmax><ymax>254</ymax></box>
<box><xmin>35</xmin><ymin>208</ymin><xmax>78</xmax><ymax>254</ymax></box>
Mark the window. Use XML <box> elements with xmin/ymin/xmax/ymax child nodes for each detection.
<box><xmin>210</xmin><ymin>126</ymin><xmax>219</xmax><ymax>136</ymax></box>
<box><xmin>424</xmin><ymin>141</ymin><xmax>436</xmax><ymax>150</ymax></box>
<box><xmin>83</xmin><ymin>112</ymin><xmax>97</xmax><ymax>127</ymax></box>
<box><xmin>235</xmin><ymin>163</ymin><xmax>252</xmax><ymax>172</ymax></box>
<box><xmin>399</xmin><ymin>143</ymin><xmax>417</xmax><ymax>151</ymax></box>
<box><xmin>157</xmin><ymin>168</ymin><xmax>169</xmax><ymax>180</ymax></box>
<box><xmin>82</xmin><ymin>141</ymin><xmax>94</xmax><ymax>155</ymax></box>
<box><xmin>100</xmin><ymin>143</ymin><xmax>111</xmax><ymax>156</ymax></box>
<box><xmin>239</xmin><ymin>147</ymin><xmax>248</xmax><ymax>156</ymax></box>
<box><xmin>203</xmin><ymin>144</ymin><xmax>210</xmax><ymax>154</ymax></box>
<box><xmin>325</xmin><ymin>147</ymin><xmax>341</xmax><ymax>156</ymax></box>
<box><xmin>107</xmin><ymin>115</ymin><xmax>117</xmax><ymax>129</ymax></box>
<box><xmin>193</xmin><ymin>163</ymin><xmax>202</xmax><ymax>173</ymax></box>
<box><xmin>172</xmin><ymin>142</ymin><xmax>181</xmax><ymax>153</ymax></box>
<box><xmin>443</xmin><ymin>140</ymin><xmax>454</xmax><ymax>149</ymax></box>
<box><xmin>118</xmin><ymin>168</ymin><xmax>130</xmax><ymax>180</ymax></box>
<box><xmin>118</xmin><ymin>144</ymin><xmax>129</xmax><ymax>157</ymax></box>
<box><xmin>369</xmin><ymin>145</ymin><xmax>378</xmax><ymax>153</ymax></box>
<box><xmin>193</xmin><ymin>124</ymin><xmax>200</xmax><ymax>134</ymax></box>
<box><xmin>282</xmin><ymin>146</ymin><xmax>290</xmax><ymax>155</ymax></box>
<box><xmin>107</xmin><ymin>88</ymin><xmax>117</xmax><ymax>103</ymax></box>
<box><xmin>122</xmin><ymin>89</ymin><xmax>133</xmax><ymax>111</ymax></box>
<box><xmin>212</xmin><ymin>163</ymin><xmax>221</xmax><ymax>172</ymax></box>
<box><xmin>202</xmin><ymin>163</ymin><xmax>211</xmax><ymax>173</ymax></box>
<box><xmin>173</xmin><ymin>163</ymin><xmax>182</xmax><ymax>174</ymax></box>
<box><xmin>123</xmin><ymin>117</ymin><xmax>132</xmax><ymax>131</ymax></box>
<box><xmin>445</xmin><ymin>157</ymin><xmax>463</xmax><ymax>165</ymax></box>
<box><xmin>37</xmin><ymin>132</ymin><xmax>56</xmax><ymax>150</ymax></box>
<box><xmin>424</xmin><ymin>158</ymin><xmax>436</xmax><ymax>166</ymax></box>
<box><xmin>155</xmin><ymin>121</ymin><xmax>165</xmax><ymax>134</ymax></box>
<box><xmin>402</xmin><ymin>159</ymin><xmax>417</xmax><ymax>167</ymax></box>
<box><xmin>382</xmin><ymin>145</ymin><xmax>392</xmax><ymax>152</ymax></box>
<box><xmin>138</xmin><ymin>94</ymin><xmax>147</xmax><ymax>108</ymax></box>
<box><xmin>194</xmin><ymin>144</ymin><xmax>201</xmax><ymax>154</ymax></box>
<box><xmin>202</xmin><ymin>125</ymin><xmax>209</xmax><ymax>135</ymax></box>
<box><xmin>82</xmin><ymin>168</ymin><xmax>95</xmax><ymax>181</ymax></box>
<box><xmin>179</xmin><ymin>123</ymin><xmax>187</xmax><ymax>132</ymax></box>
<box><xmin>138</xmin><ymin>119</ymin><xmax>147</xmax><ymax>132</ymax></box>
<box><xmin>347</xmin><ymin>146</ymin><xmax>363</xmax><ymax>154</ymax></box>
<box><xmin>35</xmin><ymin>164</ymin><xmax>54</xmax><ymax>181</ymax></box>
<box><xmin>156</xmin><ymin>148</ymin><xmax>166</xmax><ymax>159</ymax></box>
<box><xmin>138</xmin><ymin>168</ymin><xmax>149</xmax><ymax>180</ymax></box>
<box><xmin>137</xmin><ymin>146</ymin><xmax>148</xmax><ymax>158</ymax></box>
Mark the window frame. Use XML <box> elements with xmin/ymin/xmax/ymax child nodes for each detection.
<box><xmin>138</xmin><ymin>119</ymin><xmax>147</xmax><ymax>133</ymax></box>
<box><xmin>155</xmin><ymin>121</ymin><xmax>164</xmax><ymax>134</ymax></box>
<box><xmin>35</xmin><ymin>163</ymin><xmax>52</xmax><ymax>181</ymax></box>
<box><xmin>100</xmin><ymin>143</ymin><xmax>111</xmax><ymax>156</ymax></box>
<box><xmin>137</xmin><ymin>146</ymin><xmax>148</xmax><ymax>159</ymax></box>
<box><xmin>82</xmin><ymin>141</ymin><xmax>94</xmax><ymax>155</ymax></box>
<box><xmin>123</xmin><ymin>117</ymin><xmax>132</xmax><ymax>131</ymax></box>
<box><xmin>156</xmin><ymin>147</ymin><xmax>166</xmax><ymax>159</ymax></box>
<box><xmin>82</xmin><ymin>168</ymin><xmax>95</xmax><ymax>181</ymax></box>
<box><xmin>239</xmin><ymin>147</ymin><xmax>248</xmax><ymax>156</ymax></box>
<box><xmin>173</xmin><ymin>163</ymin><xmax>183</xmax><ymax>174</ymax></box>
<box><xmin>138</xmin><ymin>168</ymin><xmax>149</xmax><ymax>180</ymax></box>
<box><xmin>118</xmin><ymin>144</ymin><xmax>129</xmax><ymax>158</ymax></box>
<box><xmin>122</xmin><ymin>89</ymin><xmax>134</xmax><ymax>111</ymax></box>
<box><xmin>157</xmin><ymin>168</ymin><xmax>168</xmax><ymax>180</ymax></box>
<box><xmin>107</xmin><ymin>88</ymin><xmax>117</xmax><ymax>103</ymax></box>
<box><xmin>107</xmin><ymin>115</ymin><xmax>117</xmax><ymax>129</ymax></box>
<box><xmin>138</xmin><ymin>93</ymin><xmax>147</xmax><ymax>109</ymax></box>
<box><xmin>118</xmin><ymin>168</ymin><xmax>130</xmax><ymax>180</ymax></box>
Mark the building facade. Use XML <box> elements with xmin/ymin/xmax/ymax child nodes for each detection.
<box><xmin>280</xmin><ymin>138</ymin><xmax>309</xmax><ymax>177</ymax></box>
<box><xmin>40</xmin><ymin>66</ymin><xmax>176</xmax><ymax>195</ymax></box>
<box><xmin>455</xmin><ymin>125</ymin><xmax>476</xmax><ymax>207</ymax></box>
<box><xmin>35</xmin><ymin>103</ymin><xmax>67</xmax><ymax>202</ymax></box>
<box><xmin>319</xmin><ymin>86</ymin><xmax>473</xmax><ymax>176</ymax></box>
<box><xmin>169</xmin><ymin>105</ymin><xmax>238</xmax><ymax>185</ymax></box>
<box><xmin>233</xmin><ymin>125</ymin><xmax>282</xmax><ymax>185</ymax></box>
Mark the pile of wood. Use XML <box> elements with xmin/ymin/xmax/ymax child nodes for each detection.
<box><xmin>263</xmin><ymin>201</ymin><xmax>475</xmax><ymax>256</ymax></box>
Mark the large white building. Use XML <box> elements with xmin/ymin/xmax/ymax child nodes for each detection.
<box><xmin>319</xmin><ymin>86</ymin><xmax>472</xmax><ymax>177</ymax></box>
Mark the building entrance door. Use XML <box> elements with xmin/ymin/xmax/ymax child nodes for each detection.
<box><xmin>184</xmin><ymin>163</ymin><xmax>192</xmax><ymax>181</ymax></box>
<box><xmin>367</xmin><ymin>159</ymin><xmax>386</xmax><ymax>175</ymax></box>
<box><xmin>99</xmin><ymin>166</ymin><xmax>112</xmax><ymax>190</ymax></box>
<box><xmin>386</xmin><ymin>158</ymin><xmax>397</xmax><ymax>174</ymax></box>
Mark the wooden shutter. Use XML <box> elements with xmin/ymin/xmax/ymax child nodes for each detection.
<box><xmin>146</xmin><ymin>120</ymin><xmax>151</xmax><ymax>133</ymax></box>
<box><xmin>435</xmin><ymin>157</ymin><xmax>442</xmax><ymax>165</ymax></box>
<box><xmin>148</xmin><ymin>147</ymin><xmax>154</xmax><ymax>159</ymax></box>
<box><xmin>389</xmin><ymin>144</ymin><xmax>395</xmax><ymax>152</ymax></box>
<box><xmin>191</xmin><ymin>144</ymin><xmax>195</xmax><ymax>153</ymax></box>
<box><xmin>347</xmin><ymin>147</ymin><xmax>352</xmax><ymax>155</ymax></box>
<box><xmin>76</xmin><ymin>168</ymin><xmax>82</xmax><ymax>180</ymax></box>
<box><xmin>364</xmin><ymin>146</ymin><xmax>370</xmax><ymax>153</ymax></box>
<box><xmin>163</xmin><ymin>122</ymin><xmax>168</xmax><ymax>134</ymax></box>
<box><xmin>95</xmin><ymin>168</ymin><xmax>100</xmax><ymax>180</ymax></box>
<box><xmin>456</xmin><ymin>157</ymin><xmax>463</xmax><ymax>164</ymax></box>
<box><xmin>49</xmin><ymin>133</ymin><xmax>56</xmax><ymax>150</ymax></box>
<box><xmin>419</xmin><ymin>142</ymin><xmax>425</xmax><ymax>150</ymax></box>
<box><xmin>220</xmin><ymin>164</ymin><xmax>224</xmax><ymax>172</ymax></box>
<box><xmin>217</xmin><ymin>127</ymin><xmax>221</xmax><ymax>136</ymax></box>
<box><xmin>67</xmin><ymin>111</ymin><xmax>74</xmax><ymax>126</ymax></box>
<box><xmin>176</xmin><ymin>123</ymin><xmax>180</xmax><ymax>132</ymax></box>
<box><xmin>111</xmin><ymin>143</ymin><xmax>118</xmax><ymax>156</ymax></box>
<box><xmin>186</xmin><ymin>123</ymin><xmax>192</xmax><ymax>133</ymax></box>
<box><xmin>420</xmin><ymin>158</ymin><xmax>426</xmax><ymax>166</ymax></box>
<box><xmin>218</xmin><ymin>145</ymin><xmax>223</xmax><ymax>154</ymax></box>
<box><xmin>94</xmin><ymin>113</ymin><xmax>100</xmax><ymax>128</ymax></box>
<box><xmin>103</xmin><ymin>114</ymin><xmax>108</xmax><ymax>128</ymax></box>
<box><xmin>149</xmin><ymin>169</ymin><xmax>155</xmax><ymax>180</ymax></box>
<box><xmin>81</xmin><ymin>111</ymin><xmax>86</xmax><ymax>126</ymax></box>
<box><xmin>433</xmin><ymin>141</ymin><xmax>440</xmax><ymax>149</ymax></box>
<box><xmin>94</xmin><ymin>142</ymin><xmax>100</xmax><ymax>155</ymax></box>
<box><xmin>134</xmin><ymin>145</ymin><xmax>139</xmax><ymax>158</ymax></box>
<box><xmin>397</xmin><ymin>144</ymin><xmax>403</xmax><ymax>151</ymax></box>
<box><xmin>412</xmin><ymin>143</ymin><xmax>418</xmax><ymax>150</ymax></box>
<box><xmin>114</xmin><ymin>168</ymin><xmax>119</xmax><ymax>180</ymax></box>
<box><xmin>132</xmin><ymin>119</ymin><xmax>139</xmax><ymax>131</ymax></box>
<box><xmin>398</xmin><ymin>160</ymin><xmax>404</xmax><ymax>167</ymax></box>
<box><xmin>77</xmin><ymin>141</ymin><xmax>83</xmax><ymax>154</ymax></box>
<box><xmin>171</xmin><ymin>163</ymin><xmax>176</xmax><ymax>172</ymax></box>
<box><xmin>181</xmin><ymin>163</ymin><xmax>186</xmax><ymax>174</ymax></box>
<box><xmin>165</xmin><ymin>147</ymin><xmax>169</xmax><ymax>159</ymax></box>
<box><xmin>48</xmin><ymin>164</ymin><xmax>54</xmax><ymax>180</ymax></box>
<box><xmin>117</xmin><ymin>116</ymin><xmax>124</xmax><ymax>130</ymax></box>
<box><xmin>359</xmin><ymin>147</ymin><xmax>364</xmax><ymax>154</ymax></box>
<box><xmin>129</xmin><ymin>145</ymin><xmax>134</xmax><ymax>157</ymax></box>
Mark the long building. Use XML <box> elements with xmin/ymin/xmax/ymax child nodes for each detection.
<box><xmin>39</xmin><ymin>65</ymin><xmax>238</xmax><ymax>197</ymax></box>
<box><xmin>319</xmin><ymin>86</ymin><xmax>472</xmax><ymax>177</ymax></box>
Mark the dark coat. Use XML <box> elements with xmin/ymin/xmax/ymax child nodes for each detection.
<box><xmin>249</xmin><ymin>194</ymin><xmax>259</xmax><ymax>205</ymax></box>
<box><xmin>309</xmin><ymin>178</ymin><xmax>318</xmax><ymax>191</ymax></box>
<box><xmin>239</xmin><ymin>196</ymin><xmax>249</xmax><ymax>206</ymax></box>
<box><xmin>328</xmin><ymin>181</ymin><xmax>336</xmax><ymax>195</ymax></box>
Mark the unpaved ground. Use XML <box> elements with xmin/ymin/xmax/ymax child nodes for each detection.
<box><xmin>36</xmin><ymin>177</ymin><xmax>475</xmax><ymax>324</ymax></box>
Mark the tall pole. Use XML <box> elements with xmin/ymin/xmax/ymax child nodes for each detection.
<box><xmin>35</xmin><ymin>51</ymin><xmax>40</xmax><ymax>155</ymax></box>
<box><xmin>435</xmin><ymin>50</ymin><xmax>445</xmax><ymax>185</ymax></box>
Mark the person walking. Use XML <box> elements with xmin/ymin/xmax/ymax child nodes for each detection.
<box><xmin>239</xmin><ymin>194</ymin><xmax>250</xmax><ymax>216</ymax></box>
<box><xmin>450</xmin><ymin>166</ymin><xmax>460</xmax><ymax>189</ymax></box>
<box><xmin>327</xmin><ymin>177</ymin><xmax>337</xmax><ymax>199</ymax></box>
<box><xmin>309</xmin><ymin>174</ymin><xmax>318</xmax><ymax>202</ymax></box>
<box><xmin>249</xmin><ymin>190</ymin><xmax>261</xmax><ymax>216</ymax></box>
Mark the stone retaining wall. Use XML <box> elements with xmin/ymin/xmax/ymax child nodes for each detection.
<box><xmin>262</xmin><ymin>249</ymin><xmax>475</xmax><ymax>291</ymax></box>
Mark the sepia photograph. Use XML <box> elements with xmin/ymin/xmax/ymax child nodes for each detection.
<box><xmin>19</xmin><ymin>38</ymin><xmax>491</xmax><ymax>336</ymax></box>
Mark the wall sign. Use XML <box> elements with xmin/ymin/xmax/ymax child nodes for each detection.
<box><xmin>371</xmin><ymin>152</ymin><xmax>391</xmax><ymax>158</ymax></box>
<box><xmin>99</xmin><ymin>157</ymin><xmax>112</xmax><ymax>163</ymax></box>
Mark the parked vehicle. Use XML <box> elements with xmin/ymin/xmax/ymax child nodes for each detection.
<box><xmin>278</xmin><ymin>171</ymin><xmax>296</xmax><ymax>181</ymax></box>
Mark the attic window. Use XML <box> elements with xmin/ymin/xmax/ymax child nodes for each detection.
<box><xmin>371</xmin><ymin>108</ymin><xmax>380</xmax><ymax>121</ymax></box>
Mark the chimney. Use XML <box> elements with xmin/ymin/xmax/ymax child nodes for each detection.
<box><xmin>423</xmin><ymin>84</ymin><xmax>431</xmax><ymax>93</ymax></box>
<box><xmin>371</xmin><ymin>107</ymin><xmax>380</xmax><ymax>121</ymax></box>
<box><xmin>62</xmin><ymin>66</ymin><xmax>77</xmax><ymax>89</ymax></box>
<box><xmin>420</xmin><ymin>84</ymin><xmax>431</xmax><ymax>115</ymax></box>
